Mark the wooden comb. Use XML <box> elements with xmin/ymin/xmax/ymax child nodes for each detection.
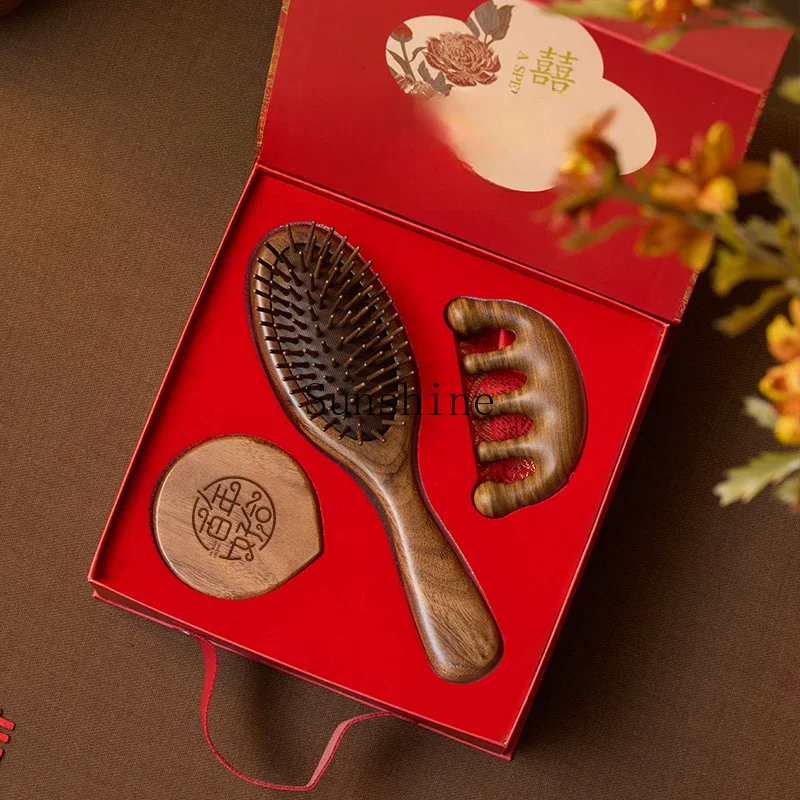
<box><xmin>248</xmin><ymin>223</ymin><xmax>501</xmax><ymax>683</ymax></box>
<box><xmin>445</xmin><ymin>297</ymin><xmax>587</xmax><ymax>519</ymax></box>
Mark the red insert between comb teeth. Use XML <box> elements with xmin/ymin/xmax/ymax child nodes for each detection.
<box><xmin>459</xmin><ymin>329</ymin><xmax>537</xmax><ymax>486</ymax></box>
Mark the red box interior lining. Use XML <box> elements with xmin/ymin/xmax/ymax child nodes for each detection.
<box><xmin>90</xmin><ymin>168</ymin><xmax>668</xmax><ymax>750</ymax></box>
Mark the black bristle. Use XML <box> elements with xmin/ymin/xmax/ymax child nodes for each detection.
<box><xmin>251</xmin><ymin>223</ymin><xmax>413</xmax><ymax>441</ymax></box>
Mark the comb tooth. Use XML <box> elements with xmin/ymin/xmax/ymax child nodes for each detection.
<box><xmin>321</xmin><ymin>418</ymin><xmax>337</xmax><ymax>432</ymax></box>
<box><xmin>346</xmin><ymin>296</ymin><xmax>380</xmax><ymax>327</ymax></box>
<box><xmin>333</xmin><ymin>280</ymin><xmax>380</xmax><ymax>325</ymax></box>
<box><xmin>259</xmin><ymin>250</ymin><xmax>291</xmax><ymax>281</ymax></box>
<box><xmin>318</xmin><ymin>236</ymin><xmax>347</xmax><ymax>290</ymax></box>
<box><xmin>365</xmin><ymin>369</ymin><xmax>415</xmax><ymax>397</ymax></box>
<box><xmin>335</xmin><ymin>309</ymin><xmax>354</xmax><ymax>328</ymax></box>
<box><xmin>258</xmin><ymin>305</ymin><xmax>293</xmax><ymax>320</ymax></box>
<box><xmin>327</xmin><ymin>243</ymin><xmax>359</xmax><ymax>289</ymax></box>
<box><xmin>353</xmin><ymin>356</ymin><xmax>411</xmax><ymax>392</ymax></box>
<box><xmin>264</xmin><ymin>242</ymin><xmax>304</xmax><ymax>289</ymax></box>
<box><xmin>338</xmin><ymin>274</ymin><xmax>379</xmax><ymax>314</ymax></box>
<box><xmin>346</xmin><ymin>299</ymin><xmax>394</xmax><ymax>337</ymax></box>
<box><xmin>343</xmin><ymin>331</ymin><xmax>386</xmax><ymax>366</ymax></box>
<box><xmin>335</xmin><ymin>258</ymin><xmax>372</xmax><ymax>292</ymax></box>
<box><xmin>277</xmin><ymin>361</ymin><xmax>310</xmax><ymax>369</ymax></box>
<box><xmin>305</xmin><ymin>289</ymin><xmax>319</xmax><ymax>321</ymax></box>
<box><xmin>369</xmin><ymin>428</ymin><xmax>387</xmax><ymax>442</ymax></box>
<box><xmin>355</xmin><ymin>347</ymin><xmax>400</xmax><ymax>373</ymax></box>
<box><xmin>302</xmin><ymin>222</ymin><xmax>317</xmax><ymax>264</ymax></box>
<box><xmin>268</xmin><ymin>294</ymin><xmax>304</xmax><ymax>315</ymax></box>
<box><xmin>356</xmin><ymin>419</ymin><xmax>364</xmax><ymax>445</ymax></box>
<box><xmin>286</xmin><ymin>224</ymin><xmax>299</xmax><ymax>257</ymax></box>
<box><xmin>312</xmin><ymin>228</ymin><xmax>334</xmax><ymax>283</ymax></box>
<box><xmin>343</xmin><ymin>310</ymin><xmax>396</xmax><ymax>345</ymax></box>
<box><xmin>266</xmin><ymin>277</ymin><xmax>302</xmax><ymax>301</ymax></box>
<box><xmin>319</xmin><ymin>237</ymin><xmax>349</xmax><ymax>300</ymax></box>
<box><xmin>337</xmin><ymin>424</ymin><xmax>350</xmax><ymax>440</ymax></box>
<box><xmin>268</xmin><ymin>322</ymin><xmax>298</xmax><ymax>334</ymax></box>
<box><xmin>264</xmin><ymin>267</ymin><xmax>302</xmax><ymax>299</ymax></box>
<box><xmin>341</xmin><ymin>325</ymin><xmax>364</xmax><ymax>346</ymax></box>
<box><xmin>358</xmin><ymin>347</ymin><xmax>390</xmax><ymax>370</ymax></box>
<box><xmin>383</xmin><ymin>419</ymin><xmax>407</xmax><ymax>426</ymax></box>
<box><xmin>336</xmin><ymin>246</ymin><xmax>361</xmax><ymax>278</ymax></box>
<box><xmin>328</xmin><ymin>236</ymin><xmax>349</xmax><ymax>271</ymax></box>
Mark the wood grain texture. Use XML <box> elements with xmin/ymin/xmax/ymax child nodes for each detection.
<box><xmin>153</xmin><ymin>435</ymin><xmax>322</xmax><ymax>599</ymax></box>
<box><xmin>249</xmin><ymin>223</ymin><xmax>502</xmax><ymax>683</ymax></box>
<box><xmin>446</xmin><ymin>297</ymin><xmax>587</xmax><ymax>519</ymax></box>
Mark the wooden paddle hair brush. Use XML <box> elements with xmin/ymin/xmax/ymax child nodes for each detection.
<box><xmin>248</xmin><ymin>223</ymin><xmax>501</xmax><ymax>683</ymax></box>
<box><xmin>446</xmin><ymin>297</ymin><xmax>587</xmax><ymax>519</ymax></box>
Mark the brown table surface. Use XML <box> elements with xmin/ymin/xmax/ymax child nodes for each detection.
<box><xmin>1</xmin><ymin>1</ymin><xmax>798</xmax><ymax>798</ymax></box>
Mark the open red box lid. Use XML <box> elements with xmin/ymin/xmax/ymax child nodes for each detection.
<box><xmin>258</xmin><ymin>0</ymin><xmax>789</xmax><ymax>323</ymax></box>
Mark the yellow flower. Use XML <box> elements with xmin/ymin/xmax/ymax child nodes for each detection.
<box><xmin>635</xmin><ymin>212</ymin><xmax>716</xmax><ymax>270</ymax></box>
<box><xmin>555</xmin><ymin>110</ymin><xmax>621</xmax><ymax>227</ymax></box>
<box><xmin>636</xmin><ymin>122</ymin><xmax>768</xmax><ymax>271</ymax></box>
<box><xmin>759</xmin><ymin>357</ymin><xmax>800</xmax><ymax>405</ymax></box>
<box><xmin>628</xmin><ymin>0</ymin><xmax>712</xmax><ymax>26</ymax></box>
<box><xmin>775</xmin><ymin>395</ymin><xmax>800</xmax><ymax>446</ymax></box>
<box><xmin>766</xmin><ymin>298</ymin><xmax>800</xmax><ymax>363</ymax></box>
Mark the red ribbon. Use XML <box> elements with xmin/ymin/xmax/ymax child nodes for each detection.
<box><xmin>192</xmin><ymin>633</ymin><xmax>394</xmax><ymax>791</ymax></box>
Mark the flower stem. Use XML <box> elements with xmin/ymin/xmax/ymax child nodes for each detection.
<box><xmin>614</xmin><ymin>181</ymin><xmax>788</xmax><ymax>268</ymax></box>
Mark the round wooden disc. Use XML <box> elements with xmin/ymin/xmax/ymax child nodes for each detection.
<box><xmin>153</xmin><ymin>435</ymin><xmax>322</xmax><ymax>599</ymax></box>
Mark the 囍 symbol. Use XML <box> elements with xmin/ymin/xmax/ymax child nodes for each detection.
<box><xmin>192</xmin><ymin>477</ymin><xmax>276</xmax><ymax>562</ymax></box>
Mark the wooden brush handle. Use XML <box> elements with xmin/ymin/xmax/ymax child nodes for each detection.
<box><xmin>374</xmin><ymin>460</ymin><xmax>502</xmax><ymax>683</ymax></box>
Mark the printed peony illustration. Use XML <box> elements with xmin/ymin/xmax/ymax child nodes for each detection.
<box><xmin>385</xmin><ymin>2</ymin><xmax>513</xmax><ymax>98</ymax></box>
<box><xmin>425</xmin><ymin>32</ymin><xmax>501</xmax><ymax>87</ymax></box>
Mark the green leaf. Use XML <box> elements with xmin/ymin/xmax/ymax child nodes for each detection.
<box><xmin>549</xmin><ymin>0</ymin><xmax>633</xmax><ymax>20</ymax></box>
<box><xmin>492</xmin><ymin>5</ymin><xmax>514</xmax><ymax>41</ymax></box>
<box><xmin>768</xmin><ymin>152</ymin><xmax>800</xmax><ymax>230</ymax></box>
<box><xmin>713</xmin><ymin>284</ymin><xmax>792</xmax><ymax>336</ymax></box>
<box><xmin>711</xmin><ymin>249</ymin><xmax>786</xmax><ymax>297</ymax></box>
<box><xmin>714</xmin><ymin>450</ymin><xmax>800</xmax><ymax>506</ymax></box>
<box><xmin>774</xmin><ymin>474</ymin><xmax>800</xmax><ymax>507</ymax></box>
<box><xmin>777</xmin><ymin>76</ymin><xmax>800</xmax><ymax>106</ymax></box>
<box><xmin>387</xmin><ymin>49</ymin><xmax>413</xmax><ymax>78</ymax></box>
<box><xmin>741</xmin><ymin>216</ymin><xmax>784</xmax><ymax>249</ymax></box>
<box><xmin>731</xmin><ymin>14</ymin><xmax>787</xmax><ymax>29</ymax></box>
<box><xmin>645</xmin><ymin>30</ymin><xmax>684</xmax><ymax>51</ymax></box>
<box><xmin>465</xmin><ymin>15</ymin><xmax>481</xmax><ymax>38</ymax></box>
<box><xmin>742</xmin><ymin>396</ymin><xmax>779</xmax><ymax>430</ymax></box>
<box><xmin>475</xmin><ymin>0</ymin><xmax>501</xmax><ymax>35</ymax></box>
<box><xmin>560</xmin><ymin>217</ymin><xmax>639</xmax><ymax>250</ymax></box>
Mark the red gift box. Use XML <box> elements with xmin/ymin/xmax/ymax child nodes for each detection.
<box><xmin>89</xmin><ymin>0</ymin><xmax>789</xmax><ymax>758</ymax></box>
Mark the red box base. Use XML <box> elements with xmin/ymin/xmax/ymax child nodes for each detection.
<box><xmin>89</xmin><ymin>165</ymin><xmax>669</xmax><ymax>756</ymax></box>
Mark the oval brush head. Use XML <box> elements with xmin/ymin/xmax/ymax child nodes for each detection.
<box><xmin>248</xmin><ymin>223</ymin><xmax>502</xmax><ymax>684</ymax></box>
<box><xmin>250</xmin><ymin>221</ymin><xmax>414</xmax><ymax>445</ymax></box>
